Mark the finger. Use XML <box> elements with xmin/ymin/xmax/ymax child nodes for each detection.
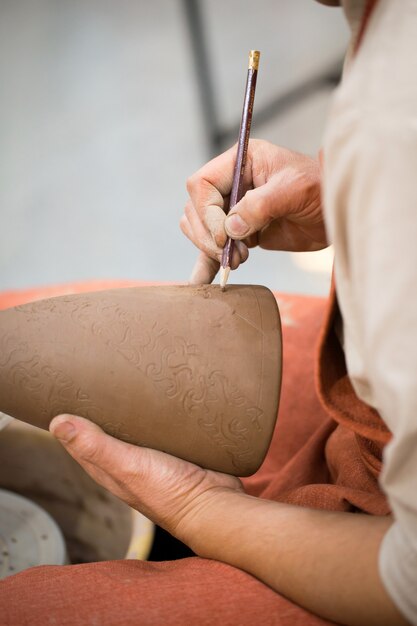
<box><xmin>182</xmin><ymin>210</ymin><xmax>246</xmax><ymax>281</ymax></box>
<box><xmin>204</xmin><ymin>205</ymin><xmax>228</xmax><ymax>248</ymax></box>
<box><xmin>224</xmin><ymin>171</ymin><xmax>296</xmax><ymax>241</ymax></box>
<box><xmin>180</xmin><ymin>212</ymin><xmax>197</xmax><ymax>245</ymax></box>
<box><xmin>234</xmin><ymin>240</ymin><xmax>249</xmax><ymax>265</ymax></box>
<box><xmin>189</xmin><ymin>239</ymin><xmax>249</xmax><ymax>282</ymax></box>
<box><xmin>184</xmin><ymin>201</ymin><xmax>221</xmax><ymax>255</ymax></box>
<box><xmin>186</xmin><ymin>146</ymin><xmax>236</xmax><ymax>211</ymax></box>
<box><xmin>49</xmin><ymin>414</ymin><xmax>151</xmax><ymax>503</ymax></box>
<box><xmin>184</xmin><ymin>198</ymin><xmax>228</xmax><ymax>250</ymax></box>
<box><xmin>186</xmin><ymin>145</ymin><xmax>253</xmax><ymax>244</ymax></box>
<box><xmin>229</xmin><ymin>240</ymin><xmax>249</xmax><ymax>271</ymax></box>
<box><xmin>189</xmin><ymin>252</ymin><xmax>220</xmax><ymax>285</ymax></box>
<box><xmin>242</xmin><ymin>233</ymin><xmax>259</xmax><ymax>249</ymax></box>
<box><xmin>183</xmin><ymin>202</ymin><xmax>223</xmax><ymax>261</ymax></box>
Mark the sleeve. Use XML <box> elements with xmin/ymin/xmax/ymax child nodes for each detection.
<box><xmin>324</xmin><ymin>93</ymin><xmax>417</xmax><ymax>624</ymax></box>
<box><xmin>367</xmin><ymin>124</ymin><xmax>417</xmax><ymax>621</ymax></box>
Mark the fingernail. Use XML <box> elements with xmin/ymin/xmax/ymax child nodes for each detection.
<box><xmin>225</xmin><ymin>214</ymin><xmax>249</xmax><ymax>237</ymax></box>
<box><xmin>50</xmin><ymin>416</ymin><xmax>76</xmax><ymax>443</ymax></box>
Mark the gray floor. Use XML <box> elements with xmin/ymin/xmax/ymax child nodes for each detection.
<box><xmin>0</xmin><ymin>0</ymin><xmax>349</xmax><ymax>295</ymax></box>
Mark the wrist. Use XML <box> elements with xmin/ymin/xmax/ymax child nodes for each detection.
<box><xmin>174</xmin><ymin>487</ymin><xmax>242</xmax><ymax>554</ymax></box>
<box><xmin>179</xmin><ymin>488</ymin><xmax>275</xmax><ymax>561</ymax></box>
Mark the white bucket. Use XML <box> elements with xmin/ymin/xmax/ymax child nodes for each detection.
<box><xmin>0</xmin><ymin>420</ymin><xmax>154</xmax><ymax>576</ymax></box>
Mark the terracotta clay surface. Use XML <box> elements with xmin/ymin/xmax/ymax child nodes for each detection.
<box><xmin>0</xmin><ymin>285</ymin><xmax>282</xmax><ymax>476</ymax></box>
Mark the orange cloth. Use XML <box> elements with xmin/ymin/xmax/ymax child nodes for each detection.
<box><xmin>0</xmin><ymin>281</ymin><xmax>389</xmax><ymax>625</ymax></box>
<box><xmin>244</xmin><ymin>289</ymin><xmax>389</xmax><ymax>517</ymax></box>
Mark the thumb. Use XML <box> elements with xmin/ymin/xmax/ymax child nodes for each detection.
<box><xmin>49</xmin><ymin>414</ymin><xmax>158</xmax><ymax>509</ymax></box>
<box><xmin>49</xmin><ymin>414</ymin><xmax>142</xmax><ymax>476</ymax></box>
<box><xmin>224</xmin><ymin>176</ymin><xmax>288</xmax><ymax>240</ymax></box>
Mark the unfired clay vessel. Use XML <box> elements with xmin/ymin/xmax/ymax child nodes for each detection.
<box><xmin>0</xmin><ymin>285</ymin><xmax>282</xmax><ymax>476</ymax></box>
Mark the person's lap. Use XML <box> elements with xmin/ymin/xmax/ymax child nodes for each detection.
<box><xmin>1</xmin><ymin>557</ymin><xmax>339</xmax><ymax>626</ymax></box>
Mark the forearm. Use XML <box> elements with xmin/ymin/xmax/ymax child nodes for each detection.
<box><xmin>184</xmin><ymin>491</ymin><xmax>409</xmax><ymax>626</ymax></box>
<box><xmin>49</xmin><ymin>414</ymin><xmax>410</xmax><ymax>624</ymax></box>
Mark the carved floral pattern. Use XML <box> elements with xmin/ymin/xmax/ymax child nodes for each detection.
<box><xmin>4</xmin><ymin>293</ymin><xmax>266</xmax><ymax>472</ymax></box>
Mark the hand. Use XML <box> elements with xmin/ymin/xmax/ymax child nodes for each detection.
<box><xmin>49</xmin><ymin>414</ymin><xmax>243</xmax><ymax>543</ymax></box>
<box><xmin>181</xmin><ymin>139</ymin><xmax>327</xmax><ymax>284</ymax></box>
<box><xmin>49</xmin><ymin>415</ymin><xmax>407</xmax><ymax>626</ymax></box>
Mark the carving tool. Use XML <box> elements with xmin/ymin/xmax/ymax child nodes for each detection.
<box><xmin>220</xmin><ymin>50</ymin><xmax>260</xmax><ymax>290</ymax></box>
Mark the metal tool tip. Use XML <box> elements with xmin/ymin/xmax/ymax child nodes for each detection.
<box><xmin>219</xmin><ymin>266</ymin><xmax>230</xmax><ymax>290</ymax></box>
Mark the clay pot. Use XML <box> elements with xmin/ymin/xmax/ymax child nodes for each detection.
<box><xmin>0</xmin><ymin>285</ymin><xmax>282</xmax><ymax>476</ymax></box>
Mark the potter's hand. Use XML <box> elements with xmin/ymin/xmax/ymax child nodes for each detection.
<box><xmin>49</xmin><ymin>415</ymin><xmax>407</xmax><ymax>626</ymax></box>
<box><xmin>49</xmin><ymin>414</ymin><xmax>242</xmax><ymax>541</ymax></box>
<box><xmin>181</xmin><ymin>139</ymin><xmax>326</xmax><ymax>284</ymax></box>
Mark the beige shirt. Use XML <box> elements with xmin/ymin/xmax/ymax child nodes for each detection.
<box><xmin>323</xmin><ymin>1</ymin><xmax>417</xmax><ymax>623</ymax></box>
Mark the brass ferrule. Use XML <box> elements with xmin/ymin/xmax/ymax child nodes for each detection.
<box><xmin>248</xmin><ymin>50</ymin><xmax>260</xmax><ymax>71</ymax></box>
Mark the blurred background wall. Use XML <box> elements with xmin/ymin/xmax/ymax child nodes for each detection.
<box><xmin>0</xmin><ymin>0</ymin><xmax>349</xmax><ymax>295</ymax></box>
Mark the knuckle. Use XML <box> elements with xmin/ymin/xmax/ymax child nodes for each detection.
<box><xmin>114</xmin><ymin>462</ymin><xmax>140</xmax><ymax>493</ymax></box>
<box><xmin>78</xmin><ymin>433</ymin><xmax>102</xmax><ymax>464</ymax></box>
<box><xmin>113</xmin><ymin>449</ymin><xmax>148</xmax><ymax>491</ymax></box>
<box><xmin>303</xmin><ymin>172</ymin><xmax>321</xmax><ymax>198</ymax></box>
